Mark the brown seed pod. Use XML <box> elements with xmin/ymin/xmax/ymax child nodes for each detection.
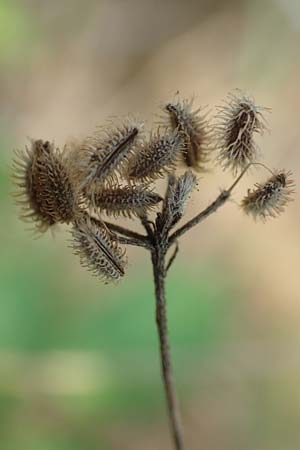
<box><xmin>241</xmin><ymin>170</ymin><xmax>295</xmax><ymax>221</ymax></box>
<box><xmin>69</xmin><ymin>118</ymin><xmax>143</xmax><ymax>190</ymax></box>
<box><xmin>71</xmin><ymin>214</ymin><xmax>126</xmax><ymax>282</ymax></box>
<box><xmin>166</xmin><ymin>170</ymin><xmax>197</xmax><ymax>225</ymax></box>
<box><xmin>88</xmin><ymin>184</ymin><xmax>162</xmax><ymax>218</ymax></box>
<box><xmin>159</xmin><ymin>171</ymin><xmax>197</xmax><ymax>229</ymax></box>
<box><xmin>215</xmin><ymin>91</ymin><xmax>267</xmax><ymax>174</ymax></box>
<box><xmin>12</xmin><ymin>139</ymin><xmax>80</xmax><ymax>234</ymax></box>
<box><xmin>128</xmin><ymin>129</ymin><xmax>183</xmax><ymax>183</ymax></box>
<box><xmin>163</xmin><ymin>96</ymin><xmax>212</xmax><ymax>171</ymax></box>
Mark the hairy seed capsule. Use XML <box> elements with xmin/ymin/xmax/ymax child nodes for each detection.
<box><xmin>215</xmin><ymin>91</ymin><xmax>267</xmax><ymax>174</ymax></box>
<box><xmin>163</xmin><ymin>97</ymin><xmax>212</xmax><ymax>171</ymax></box>
<box><xmin>241</xmin><ymin>170</ymin><xmax>295</xmax><ymax>221</ymax></box>
<box><xmin>12</xmin><ymin>139</ymin><xmax>79</xmax><ymax>233</ymax></box>
<box><xmin>128</xmin><ymin>129</ymin><xmax>183</xmax><ymax>182</ymax></box>
<box><xmin>71</xmin><ymin>215</ymin><xmax>126</xmax><ymax>282</ymax></box>
<box><xmin>70</xmin><ymin>118</ymin><xmax>143</xmax><ymax>190</ymax></box>
<box><xmin>162</xmin><ymin>170</ymin><xmax>197</xmax><ymax>228</ymax></box>
<box><xmin>89</xmin><ymin>185</ymin><xmax>162</xmax><ymax>218</ymax></box>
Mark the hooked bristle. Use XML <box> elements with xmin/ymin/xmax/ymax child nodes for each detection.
<box><xmin>241</xmin><ymin>170</ymin><xmax>295</xmax><ymax>221</ymax></box>
<box><xmin>70</xmin><ymin>118</ymin><xmax>143</xmax><ymax>190</ymax></box>
<box><xmin>88</xmin><ymin>184</ymin><xmax>162</xmax><ymax>218</ymax></box>
<box><xmin>128</xmin><ymin>129</ymin><xmax>183</xmax><ymax>183</ymax></box>
<box><xmin>71</xmin><ymin>214</ymin><xmax>127</xmax><ymax>282</ymax></box>
<box><xmin>162</xmin><ymin>170</ymin><xmax>197</xmax><ymax>227</ymax></box>
<box><xmin>215</xmin><ymin>91</ymin><xmax>267</xmax><ymax>174</ymax></box>
<box><xmin>163</xmin><ymin>97</ymin><xmax>212</xmax><ymax>171</ymax></box>
<box><xmin>12</xmin><ymin>139</ymin><xmax>79</xmax><ymax>234</ymax></box>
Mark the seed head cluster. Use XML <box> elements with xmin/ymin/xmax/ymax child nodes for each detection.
<box><xmin>215</xmin><ymin>91</ymin><xmax>267</xmax><ymax>174</ymax></box>
<box><xmin>241</xmin><ymin>171</ymin><xmax>295</xmax><ymax>221</ymax></box>
<box><xmin>161</xmin><ymin>171</ymin><xmax>198</xmax><ymax>229</ymax></box>
<box><xmin>12</xmin><ymin>91</ymin><xmax>294</xmax><ymax>282</ymax></box>
<box><xmin>162</xmin><ymin>96</ymin><xmax>212</xmax><ymax>171</ymax></box>
<box><xmin>12</xmin><ymin>139</ymin><xmax>80</xmax><ymax>233</ymax></box>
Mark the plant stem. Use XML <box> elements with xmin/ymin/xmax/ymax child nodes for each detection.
<box><xmin>151</xmin><ymin>246</ymin><xmax>185</xmax><ymax>450</ymax></box>
<box><xmin>168</xmin><ymin>190</ymin><xmax>230</xmax><ymax>246</ymax></box>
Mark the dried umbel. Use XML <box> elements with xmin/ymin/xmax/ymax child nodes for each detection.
<box><xmin>215</xmin><ymin>91</ymin><xmax>267</xmax><ymax>173</ymax></box>
<box><xmin>71</xmin><ymin>118</ymin><xmax>143</xmax><ymax>190</ymax></box>
<box><xmin>13</xmin><ymin>90</ymin><xmax>295</xmax><ymax>450</ymax></box>
<box><xmin>12</xmin><ymin>139</ymin><xmax>79</xmax><ymax>233</ymax></box>
<box><xmin>128</xmin><ymin>129</ymin><xmax>183</xmax><ymax>182</ymax></box>
<box><xmin>241</xmin><ymin>170</ymin><xmax>295</xmax><ymax>221</ymax></box>
<box><xmin>88</xmin><ymin>184</ymin><xmax>162</xmax><ymax>218</ymax></box>
<box><xmin>71</xmin><ymin>215</ymin><xmax>126</xmax><ymax>282</ymax></box>
<box><xmin>163</xmin><ymin>97</ymin><xmax>212</xmax><ymax>171</ymax></box>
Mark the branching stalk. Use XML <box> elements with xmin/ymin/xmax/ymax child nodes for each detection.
<box><xmin>168</xmin><ymin>190</ymin><xmax>230</xmax><ymax>245</ymax></box>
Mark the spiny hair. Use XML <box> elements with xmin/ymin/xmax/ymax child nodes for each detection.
<box><xmin>241</xmin><ymin>170</ymin><xmax>295</xmax><ymax>221</ymax></box>
<box><xmin>88</xmin><ymin>184</ymin><xmax>162</xmax><ymax>218</ymax></box>
<box><xmin>71</xmin><ymin>117</ymin><xmax>144</xmax><ymax>190</ymax></box>
<box><xmin>215</xmin><ymin>91</ymin><xmax>267</xmax><ymax>174</ymax></box>
<box><xmin>12</xmin><ymin>139</ymin><xmax>79</xmax><ymax>233</ymax></box>
<box><xmin>162</xmin><ymin>171</ymin><xmax>197</xmax><ymax>227</ymax></box>
<box><xmin>128</xmin><ymin>129</ymin><xmax>183</xmax><ymax>183</ymax></box>
<box><xmin>163</xmin><ymin>96</ymin><xmax>212</xmax><ymax>171</ymax></box>
<box><xmin>71</xmin><ymin>214</ymin><xmax>126</xmax><ymax>282</ymax></box>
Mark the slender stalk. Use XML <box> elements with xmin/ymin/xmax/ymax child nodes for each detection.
<box><xmin>168</xmin><ymin>190</ymin><xmax>230</xmax><ymax>245</ymax></box>
<box><xmin>104</xmin><ymin>221</ymin><xmax>148</xmax><ymax>242</ymax></box>
<box><xmin>113</xmin><ymin>234</ymin><xmax>150</xmax><ymax>248</ymax></box>
<box><xmin>168</xmin><ymin>161</ymin><xmax>276</xmax><ymax>246</ymax></box>
<box><xmin>151</xmin><ymin>246</ymin><xmax>185</xmax><ymax>450</ymax></box>
<box><xmin>90</xmin><ymin>218</ymin><xmax>151</xmax><ymax>248</ymax></box>
<box><xmin>165</xmin><ymin>241</ymin><xmax>179</xmax><ymax>273</ymax></box>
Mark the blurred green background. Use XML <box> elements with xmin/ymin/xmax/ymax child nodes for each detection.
<box><xmin>1</xmin><ymin>0</ymin><xmax>300</xmax><ymax>449</ymax></box>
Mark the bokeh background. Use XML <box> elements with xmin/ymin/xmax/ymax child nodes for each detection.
<box><xmin>1</xmin><ymin>0</ymin><xmax>300</xmax><ymax>449</ymax></box>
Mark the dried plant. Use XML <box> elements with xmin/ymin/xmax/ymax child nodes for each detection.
<box><xmin>162</xmin><ymin>96</ymin><xmax>212</xmax><ymax>171</ymax></box>
<box><xmin>215</xmin><ymin>90</ymin><xmax>267</xmax><ymax>173</ymax></box>
<box><xmin>12</xmin><ymin>91</ymin><xmax>295</xmax><ymax>450</ymax></box>
<box><xmin>241</xmin><ymin>170</ymin><xmax>295</xmax><ymax>220</ymax></box>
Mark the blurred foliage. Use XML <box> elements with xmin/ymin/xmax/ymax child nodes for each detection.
<box><xmin>0</xmin><ymin>1</ymin><xmax>37</xmax><ymax>65</ymax></box>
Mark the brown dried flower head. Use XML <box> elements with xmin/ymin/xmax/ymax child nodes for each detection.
<box><xmin>88</xmin><ymin>184</ymin><xmax>162</xmax><ymax>218</ymax></box>
<box><xmin>12</xmin><ymin>139</ymin><xmax>79</xmax><ymax>233</ymax></box>
<box><xmin>215</xmin><ymin>91</ymin><xmax>267</xmax><ymax>174</ymax></box>
<box><xmin>241</xmin><ymin>170</ymin><xmax>295</xmax><ymax>221</ymax></box>
<box><xmin>70</xmin><ymin>117</ymin><xmax>144</xmax><ymax>191</ymax></box>
<box><xmin>162</xmin><ymin>170</ymin><xmax>197</xmax><ymax>227</ymax></box>
<box><xmin>71</xmin><ymin>214</ymin><xmax>126</xmax><ymax>282</ymax></box>
<box><xmin>163</xmin><ymin>96</ymin><xmax>212</xmax><ymax>171</ymax></box>
<box><xmin>128</xmin><ymin>129</ymin><xmax>183</xmax><ymax>182</ymax></box>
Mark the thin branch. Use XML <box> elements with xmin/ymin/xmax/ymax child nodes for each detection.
<box><xmin>168</xmin><ymin>190</ymin><xmax>230</xmax><ymax>245</ymax></box>
<box><xmin>104</xmin><ymin>221</ymin><xmax>148</xmax><ymax>242</ymax></box>
<box><xmin>139</xmin><ymin>214</ymin><xmax>155</xmax><ymax>241</ymax></box>
<box><xmin>165</xmin><ymin>241</ymin><xmax>179</xmax><ymax>273</ymax></box>
<box><xmin>168</xmin><ymin>161</ymin><xmax>273</xmax><ymax>246</ymax></box>
<box><xmin>111</xmin><ymin>234</ymin><xmax>151</xmax><ymax>249</ymax></box>
<box><xmin>152</xmin><ymin>248</ymin><xmax>185</xmax><ymax>450</ymax></box>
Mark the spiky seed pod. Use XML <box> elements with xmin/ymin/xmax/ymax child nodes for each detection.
<box><xmin>88</xmin><ymin>184</ymin><xmax>162</xmax><ymax>218</ymax></box>
<box><xmin>70</xmin><ymin>118</ymin><xmax>143</xmax><ymax>191</ymax></box>
<box><xmin>241</xmin><ymin>170</ymin><xmax>295</xmax><ymax>221</ymax></box>
<box><xmin>128</xmin><ymin>129</ymin><xmax>183</xmax><ymax>183</ymax></box>
<box><xmin>163</xmin><ymin>97</ymin><xmax>212</xmax><ymax>171</ymax></box>
<box><xmin>71</xmin><ymin>215</ymin><xmax>126</xmax><ymax>282</ymax></box>
<box><xmin>12</xmin><ymin>139</ymin><xmax>79</xmax><ymax>233</ymax></box>
<box><xmin>215</xmin><ymin>91</ymin><xmax>267</xmax><ymax>174</ymax></box>
<box><xmin>162</xmin><ymin>170</ymin><xmax>198</xmax><ymax>227</ymax></box>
